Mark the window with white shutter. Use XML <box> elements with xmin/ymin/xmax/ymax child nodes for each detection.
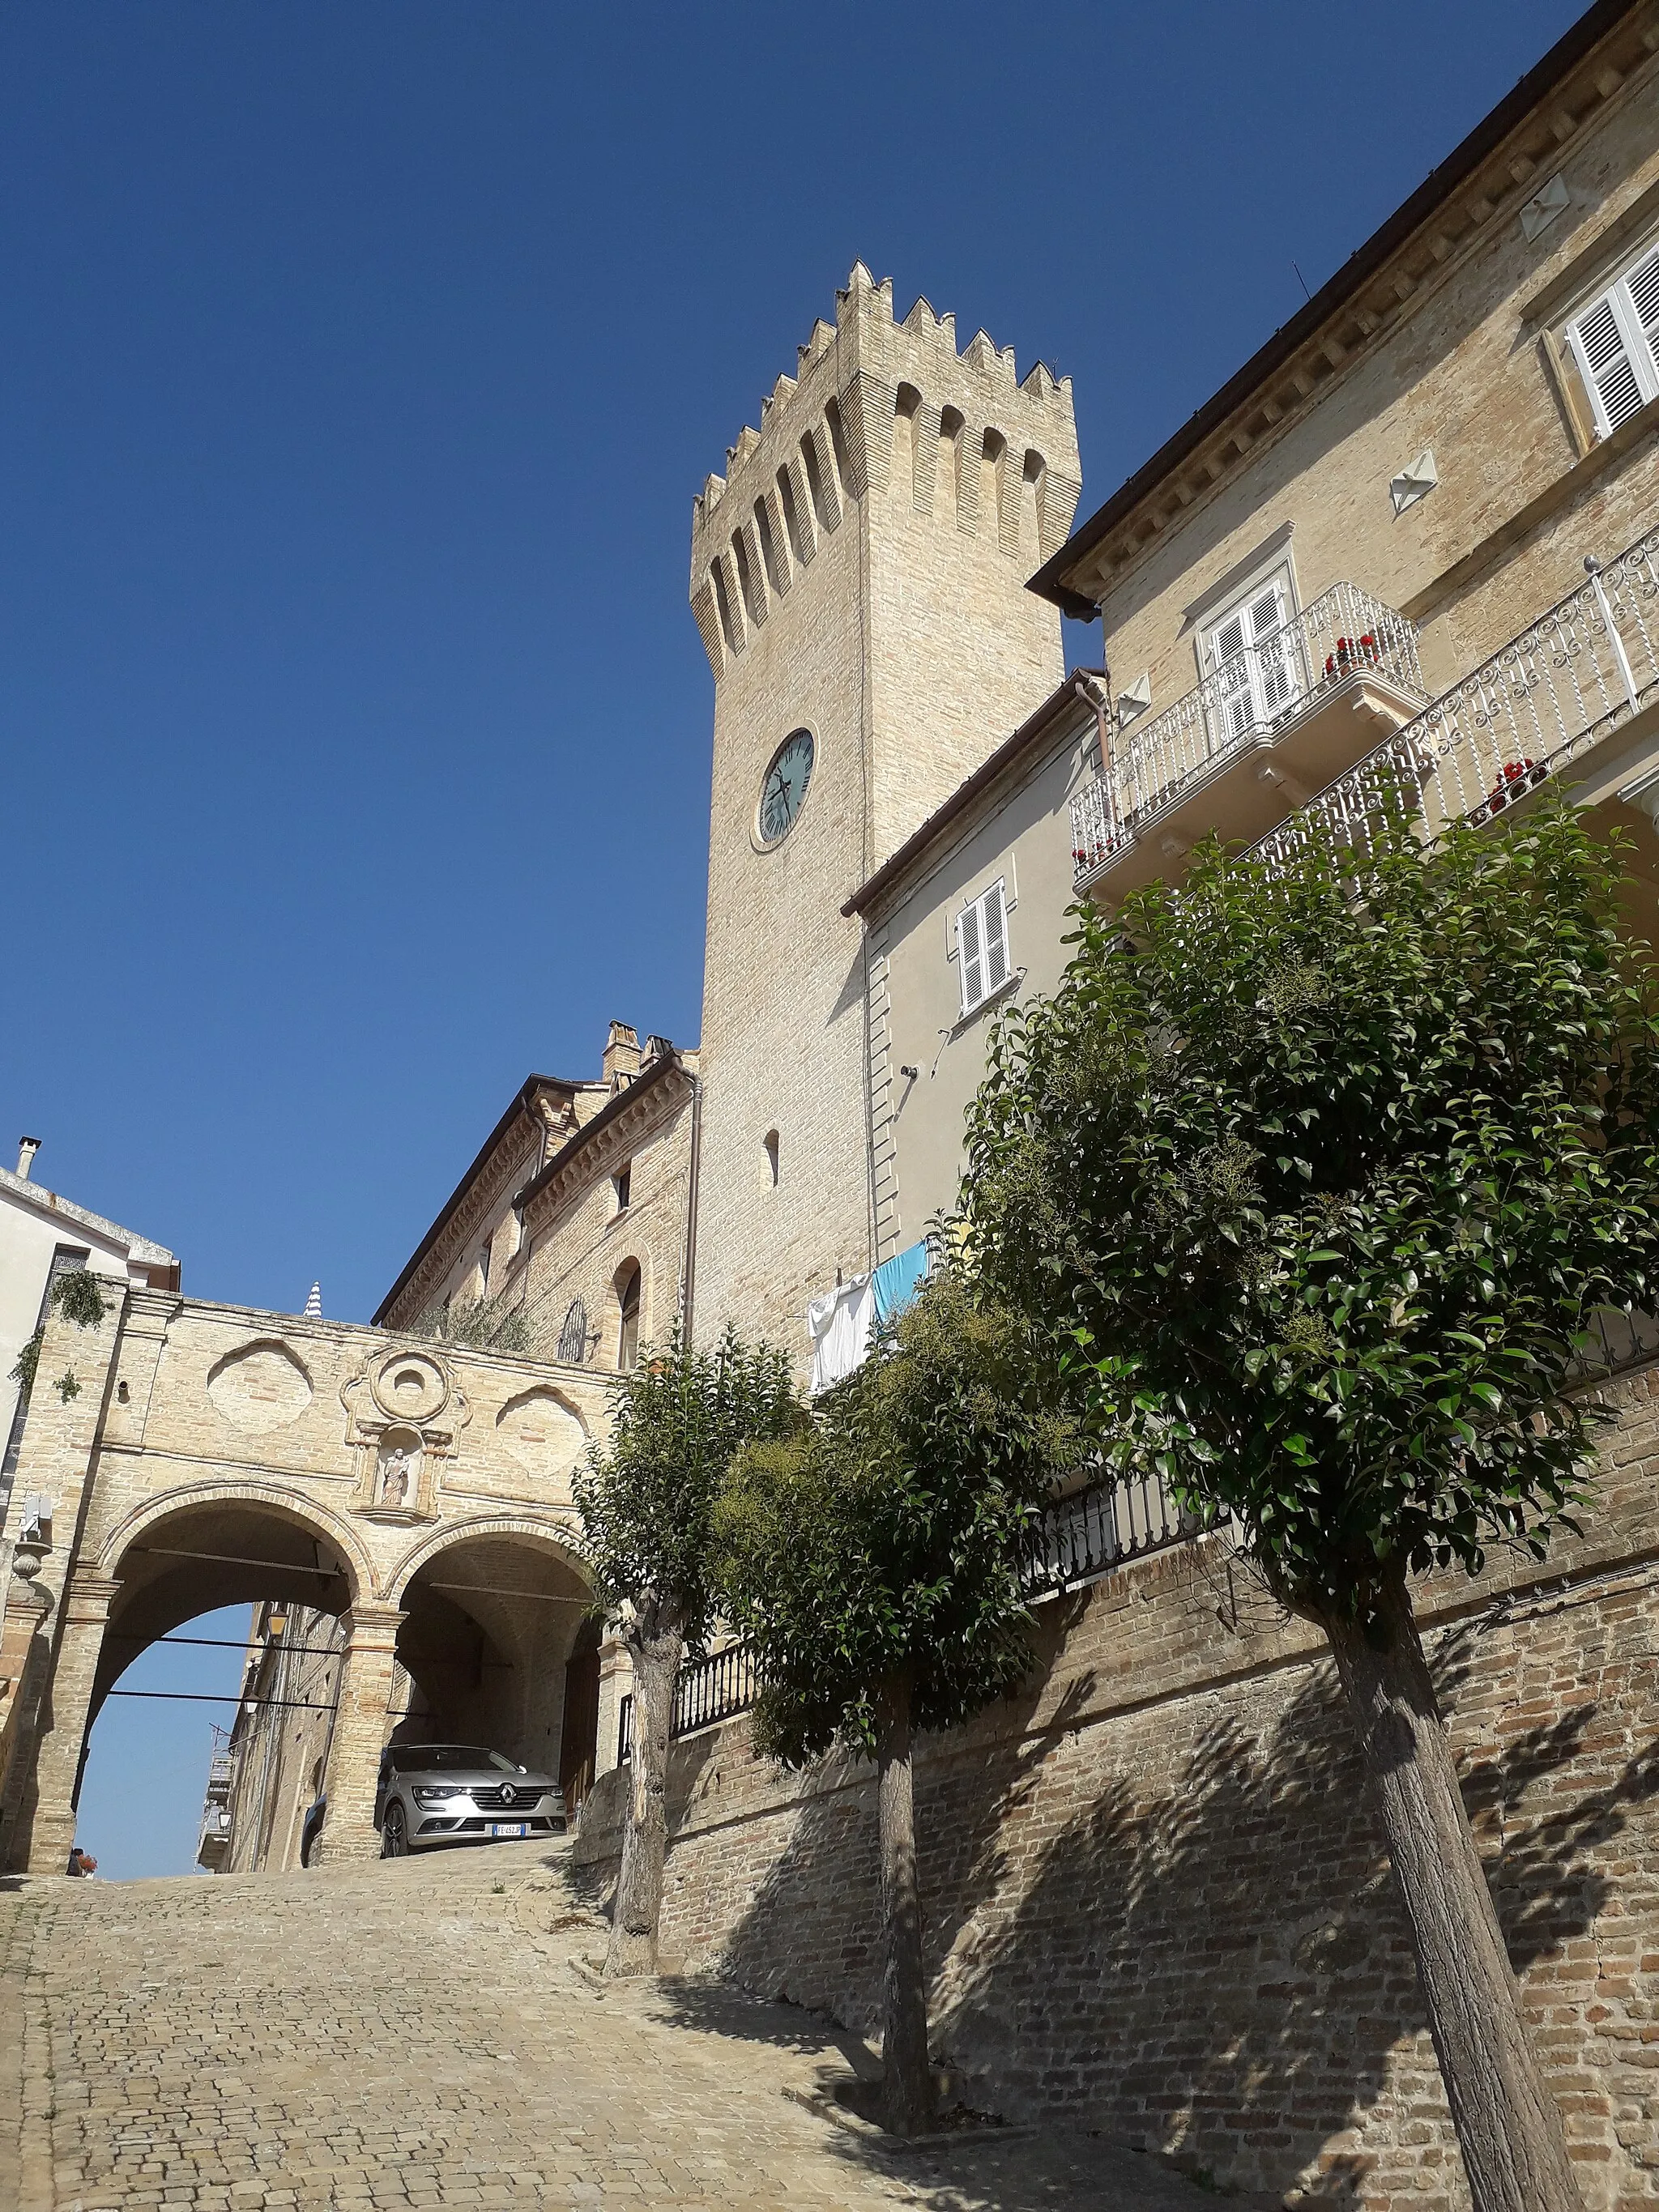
<box><xmin>956</xmin><ymin>880</ymin><xmax>1011</xmax><ymax>1018</ymax></box>
<box><xmin>1202</xmin><ymin>569</ymin><xmax>1302</xmax><ymax>744</ymax></box>
<box><xmin>1565</xmin><ymin>240</ymin><xmax>1659</xmax><ymax>439</ymax></box>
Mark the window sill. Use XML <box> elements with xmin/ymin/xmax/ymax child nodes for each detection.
<box><xmin>951</xmin><ymin>967</ymin><xmax>1026</xmax><ymax>1038</ymax></box>
<box><xmin>1403</xmin><ymin>395</ymin><xmax>1659</xmax><ymax>627</ymax></box>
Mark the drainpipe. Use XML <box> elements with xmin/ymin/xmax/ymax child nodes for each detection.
<box><xmin>679</xmin><ymin>1068</ymin><xmax>702</xmax><ymax>1349</ymax></box>
<box><xmin>1073</xmin><ymin>668</ymin><xmax>1112</xmax><ymax>780</ymax></box>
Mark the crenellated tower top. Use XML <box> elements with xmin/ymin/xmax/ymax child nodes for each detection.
<box><xmin>689</xmin><ymin>264</ymin><xmax>1081</xmax><ymax>679</ymax></box>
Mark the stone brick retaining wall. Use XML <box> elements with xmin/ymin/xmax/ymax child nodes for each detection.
<box><xmin>579</xmin><ymin>1364</ymin><xmax>1659</xmax><ymax>2206</ymax></box>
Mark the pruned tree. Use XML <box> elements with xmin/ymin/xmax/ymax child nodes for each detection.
<box><xmin>573</xmin><ymin>1327</ymin><xmax>804</xmax><ymax>1977</ymax></box>
<box><xmin>714</xmin><ymin>1273</ymin><xmax>1084</xmax><ymax>2135</ymax></box>
<box><xmin>962</xmin><ymin>800</ymin><xmax>1659</xmax><ymax>2210</ymax></box>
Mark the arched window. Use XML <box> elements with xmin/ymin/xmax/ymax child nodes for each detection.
<box><xmin>557</xmin><ymin>1298</ymin><xmax>589</xmax><ymax>1366</ymax></box>
<box><xmin>764</xmin><ymin>1129</ymin><xmax>780</xmax><ymax>1187</ymax></box>
<box><xmin>939</xmin><ymin>407</ymin><xmax>966</xmax><ymax>528</ymax></box>
<box><xmin>615</xmin><ymin>1263</ymin><xmax>642</xmax><ymax>1372</ymax></box>
<box><xmin>981</xmin><ymin>428</ymin><xmax>1008</xmax><ymax>544</ymax></box>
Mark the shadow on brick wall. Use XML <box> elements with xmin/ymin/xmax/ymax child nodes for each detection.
<box><xmin>676</xmin><ymin>1595</ymin><xmax>1659</xmax><ymax>2203</ymax></box>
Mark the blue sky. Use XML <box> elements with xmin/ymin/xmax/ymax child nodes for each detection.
<box><xmin>5</xmin><ymin>0</ymin><xmax>1587</xmax><ymax>1875</ymax></box>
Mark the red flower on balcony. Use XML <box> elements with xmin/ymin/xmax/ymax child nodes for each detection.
<box><xmin>1324</xmin><ymin>633</ymin><xmax>1383</xmax><ymax>680</ymax></box>
<box><xmin>1486</xmin><ymin>759</ymin><xmax>1536</xmax><ymax>812</ymax></box>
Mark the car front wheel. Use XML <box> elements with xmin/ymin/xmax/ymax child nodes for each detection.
<box><xmin>382</xmin><ymin>1801</ymin><xmax>408</xmax><ymax>1858</ymax></box>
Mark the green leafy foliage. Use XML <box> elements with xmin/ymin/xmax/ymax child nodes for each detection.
<box><xmin>411</xmin><ymin>1292</ymin><xmax>531</xmax><ymax>1355</ymax></box>
<box><xmin>51</xmin><ymin>1269</ymin><xmax>106</xmax><ymax>1330</ymax></box>
<box><xmin>574</xmin><ymin>1327</ymin><xmax>805</xmax><ymax>1652</ymax></box>
<box><xmin>10</xmin><ymin>1328</ymin><xmax>42</xmax><ymax>1404</ymax></box>
<box><xmin>7</xmin><ymin>1269</ymin><xmax>108</xmax><ymax>1413</ymax></box>
<box><xmin>55</xmin><ymin>1370</ymin><xmax>81</xmax><ymax>1404</ymax></box>
<box><xmin>714</xmin><ymin>1272</ymin><xmax>1086</xmax><ymax>1763</ymax></box>
<box><xmin>963</xmin><ymin>802</ymin><xmax>1659</xmax><ymax>1626</ymax></box>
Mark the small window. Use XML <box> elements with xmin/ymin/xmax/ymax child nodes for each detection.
<box><xmin>612</xmin><ymin>1166</ymin><xmax>631</xmax><ymax>1213</ymax></box>
<box><xmin>1565</xmin><ymin>240</ymin><xmax>1659</xmax><ymax>438</ymax></box>
<box><xmin>615</xmin><ymin>1264</ymin><xmax>642</xmax><ymax>1371</ymax></box>
<box><xmin>956</xmin><ymin>881</ymin><xmax>1012</xmax><ymax>1018</ymax></box>
<box><xmin>557</xmin><ymin>1299</ymin><xmax>589</xmax><ymax>1366</ymax></box>
<box><xmin>1202</xmin><ymin>571</ymin><xmax>1302</xmax><ymax>743</ymax></box>
<box><xmin>764</xmin><ymin>1130</ymin><xmax>780</xmax><ymax>1187</ymax></box>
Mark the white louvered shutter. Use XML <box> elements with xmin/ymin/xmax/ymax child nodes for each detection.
<box><xmin>957</xmin><ymin>884</ymin><xmax>1010</xmax><ymax>1016</ymax></box>
<box><xmin>1210</xmin><ymin>604</ymin><xmax>1256</xmax><ymax>742</ymax></box>
<box><xmin>980</xmin><ymin>884</ymin><xmax>1010</xmax><ymax>997</ymax></box>
<box><xmin>957</xmin><ymin>897</ymin><xmax>984</xmax><ymax>1014</ymax></box>
<box><xmin>1567</xmin><ymin>244</ymin><xmax>1659</xmax><ymax>438</ymax></box>
<box><xmin>1251</xmin><ymin>582</ymin><xmax>1299</xmax><ymax>719</ymax></box>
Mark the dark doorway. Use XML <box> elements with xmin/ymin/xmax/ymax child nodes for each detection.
<box><xmin>560</xmin><ymin>1617</ymin><xmax>601</xmax><ymax>1813</ymax></box>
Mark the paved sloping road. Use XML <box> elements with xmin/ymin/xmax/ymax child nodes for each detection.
<box><xmin>0</xmin><ymin>1836</ymin><xmax>1213</xmax><ymax>2211</ymax></box>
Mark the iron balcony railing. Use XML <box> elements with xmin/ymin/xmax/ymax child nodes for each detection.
<box><xmin>612</xmin><ymin>1468</ymin><xmax>1193</xmax><ymax>1765</ymax></box>
<box><xmin>1016</xmin><ymin>1464</ymin><xmax>1194</xmax><ymax>1597</ymax></box>
<box><xmin>1071</xmin><ymin>581</ymin><xmax>1426</xmax><ymax>882</ymax></box>
<box><xmin>616</xmin><ymin>1639</ymin><xmax>761</xmax><ymax>1765</ymax></box>
<box><xmin>1250</xmin><ymin>529</ymin><xmax>1659</xmax><ymax>877</ymax></box>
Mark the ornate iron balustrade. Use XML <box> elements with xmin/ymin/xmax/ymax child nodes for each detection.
<box><xmin>1070</xmin><ymin>581</ymin><xmax>1425</xmax><ymax>884</ymax></box>
<box><xmin>1016</xmin><ymin>1465</ymin><xmax>1195</xmax><ymax>1598</ymax></box>
<box><xmin>616</xmin><ymin>1639</ymin><xmax>761</xmax><ymax>1764</ymax></box>
<box><xmin>1249</xmin><ymin>528</ymin><xmax>1659</xmax><ymax>877</ymax></box>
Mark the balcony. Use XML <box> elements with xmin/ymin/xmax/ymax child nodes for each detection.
<box><xmin>1071</xmin><ymin>582</ymin><xmax>1427</xmax><ymax>897</ymax></box>
<box><xmin>1248</xmin><ymin>526</ymin><xmax>1659</xmax><ymax>878</ymax></box>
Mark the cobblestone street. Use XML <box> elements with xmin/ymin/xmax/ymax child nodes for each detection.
<box><xmin>0</xmin><ymin>1839</ymin><xmax>1211</xmax><ymax>2212</ymax></box>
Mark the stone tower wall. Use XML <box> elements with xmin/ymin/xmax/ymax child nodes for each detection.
<box><xmin>689</xmin><ymin>267</ymin><xmax>1081</xmax><ymax>1354</ymax></box>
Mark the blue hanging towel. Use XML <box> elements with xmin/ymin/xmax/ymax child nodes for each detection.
<box><xmin>872</xmin><ymin>1240</ymin><xmax>929</xmax><ymax>1324</ymax></box>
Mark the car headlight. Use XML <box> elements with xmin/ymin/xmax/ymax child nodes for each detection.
<box><xmin>412</xmin><ymin>1786</ymin><xmax>469</xmax><ymax>1805</ymax></box>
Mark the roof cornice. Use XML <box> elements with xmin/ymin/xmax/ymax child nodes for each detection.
<box><xmin>842</xmin><ymin>676</ymin><xmax>1093</xmax><ymax>919</ymax></box>
<box><xmin>1030</xmin><ymin>0</ymin><xmax>1657</xmax><ymax>613</ymax></box>
<box><xmin>518</xmin><ymin>1055</ymin><xmax>692</xmax><ymax>1231</ymax></box>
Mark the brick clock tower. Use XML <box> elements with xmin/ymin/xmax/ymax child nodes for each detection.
<box><xmin>688</xmin><ymin>263</ymin><xmax>1081</xmax><ymax>1353</ymax></box>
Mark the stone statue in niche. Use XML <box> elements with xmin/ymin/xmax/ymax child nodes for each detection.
<box><xmin>376</xmin><ymin>1434</ymin><xmax>421</xmax><ymax>1510</ymax></box>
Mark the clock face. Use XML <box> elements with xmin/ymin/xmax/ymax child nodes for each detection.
<box><xmin>757</xmin><ymin>728</ymin><xmax>815</xmax><ymax>846</ymax></box>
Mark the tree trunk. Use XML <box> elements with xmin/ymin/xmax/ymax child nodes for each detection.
<box><xmin>605</xmin><ymin>1602</ymin><xmax>683</xmax><ymax>1980</ymax></box>
<box><xmin>1320</xmin><ymin>1565</ymin><xmax>1582</xmax><ymax>2212</ymax></box>
<box><xmin>873</xmin><ymin>1669</ymin><xmax>932</xmax><ymax>2137</ymax></box>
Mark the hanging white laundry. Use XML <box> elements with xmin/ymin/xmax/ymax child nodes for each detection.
<box><xmin>806</xmin><ymin>1274</ymin><xmax>875</xmax><ymax>1396</ymax></box>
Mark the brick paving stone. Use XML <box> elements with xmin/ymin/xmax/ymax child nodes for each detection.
<box><xmin>1</xmin><ymin>1840</ymin><xmax>1216</xmax><ymax>2211</ymax></box>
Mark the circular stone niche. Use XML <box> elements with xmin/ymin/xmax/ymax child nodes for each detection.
<box><xmin>371</xmin><ymin>1349</ymin><xmax>450</xmax><ymax>1425</ymax></box>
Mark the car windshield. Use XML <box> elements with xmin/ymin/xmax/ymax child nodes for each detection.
<box><xmin>394</xmin><ymin>1745</ymin><xmax>516</xmax><ymax>1773</ymax></box>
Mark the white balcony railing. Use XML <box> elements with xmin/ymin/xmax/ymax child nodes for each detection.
<box><xmin>1249</xmin><ymin>529</ymin><xmax>1659</xmax><ymax>878</ymax></box>
<box><xmin>1071</xmin><ymin>581</ymin><xmax>1426</xmax><ymax>881</ymax></box>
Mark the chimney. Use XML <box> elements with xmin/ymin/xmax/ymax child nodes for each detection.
<box><xmin>602</xmin><ymin>1021</ymin><xmax>642</xmax><ymax>1093</ymax></box>
<box><xmin>16</xmin><ymin>1137</ymin><xmax>41</xmax><ymax>1181</ymax></box>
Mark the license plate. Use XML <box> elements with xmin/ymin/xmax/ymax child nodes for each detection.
<box><xmin>490</xmin><ymin>1822</ymin><xmax>528</xmax><ymax>1838</ymax></box>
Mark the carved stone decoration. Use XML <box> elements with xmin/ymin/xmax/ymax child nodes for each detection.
<box><xmin>369</xmin><ymin>1349</ymin><xmax>451</xmax><ymax>1426</ymax></box>
<box><xmin>206</xmin><ymin>1340</ymin><xmax>313</xmax><ymax>1434</ymax></box>
<box><xmin>494</xmin><ymin>1387</ymin><xmax>588</xmax><ymax>1489</ymax></box>
<box><xmin>374</xmin><ymin>1427</ymin><xmax>424</xmax><ymax>1513</ymax></box>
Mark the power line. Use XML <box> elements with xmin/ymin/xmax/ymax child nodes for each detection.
<box><xmin>104</xmin><ymin>1690</ymin><xmax>338</xmax><ymax>1711</ymax></box>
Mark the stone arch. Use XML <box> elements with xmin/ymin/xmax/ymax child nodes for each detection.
<box><xmin>386</xmin><ymin>1515</ymin><xmax>598</xmax><ymax>1786</ymax></box>
<box><xmin>97</xmin><ymin>1478</ymin><xmax>375</xmax><ymax>1603</ymax></box>
<box><xmin>606</xmin><ymin>1253</ymin><xmax>646</xmax><ymax>1371</ymax></box>
<box><xmin>387</xmin><ymin>1511</ymin><xmax>592</xmax><ymax>1607</ymax></box>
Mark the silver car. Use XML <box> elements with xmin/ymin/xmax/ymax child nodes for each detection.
<box><xmin>374</xmin><ymin>1742</ymin><xmax>567</xmax><ymax>1856</ymax></box>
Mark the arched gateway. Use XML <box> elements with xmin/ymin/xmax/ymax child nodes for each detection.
<box><xmin>0</xmin><ymin>1285</ymin><xmax>616</xmax><ymax>1873</ymax></box>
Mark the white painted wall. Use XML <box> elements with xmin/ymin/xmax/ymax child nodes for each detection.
<box><xmin>0</xmin><ymin>1161</ymin><xmax>176</xmax><ymax>1507</ymax></box>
